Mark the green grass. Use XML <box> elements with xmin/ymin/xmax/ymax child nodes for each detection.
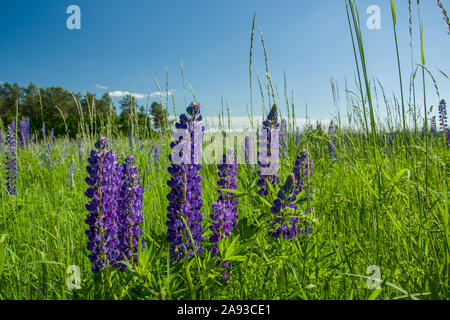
<box><xmin>0</xmin><ymin>127</ymin><xmax>448</xmax><ymax>299</ymax></box>
<box><xmin>0</xmin><ymin>0</ymin><xmax>448</xmax><ymax>300</ymax></box>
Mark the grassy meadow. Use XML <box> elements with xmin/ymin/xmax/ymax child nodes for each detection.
<box><xmin>0</xmin><ymin>1</ymin><xmax>448</xmax><ymax>300</ymax></box>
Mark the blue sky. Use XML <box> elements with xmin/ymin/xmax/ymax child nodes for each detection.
<box><xmin>0</xmin><ymin>0</ymin><xmax>449</xmax><ymax>123</ymax></box>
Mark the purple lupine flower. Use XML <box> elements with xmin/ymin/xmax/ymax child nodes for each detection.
<box><xmin>292</xmin><ymin>149</ymin><xmax>314</xmax><ymax>239</ymax></box>
<box><xmin>438</xmin><ymin>99</ymin><xmax>448</xmax><ymax>131</ymax></box>
<box><xmin>42</xmin><ymin>122</ymin><xmax>45</xmax><ymax>142</ymax></box>
<box><xmin>84</xmin><ymin>137</ymin><xmax>123</xmax><ymax>273</ymax></box>
<box><xmin>209</xmin><ymin>151</ymin><xmax>239</xmax><ymax>256</ymax></box>
<box><xmin>26</xmin><ymin>118</ymin><xmax>31</xmax><ymax>147</ymax></box>
<box><xmin>19</xmin><ymin>118</ymin><xmax>27</xmax><ymax>149</ymax></box>
<box><xmin>292</xmin><ymin>149</ymin><xmax>313</xmax><ymax>200</ymax></box>
<box><xmin>5</xmin><ymin>120</ymin><xmax>17</xmax><ymax>195</ymax></box>
<box><xmin>50</xmin><ymin>128</ymin><xmax>55</xmax><ymax>144</ymax></box>
<box><xmin>269</xmin><ymin>173</ymin><xmax>299</xmax><ymax>239</ymax></box>
<box><xmin>328</xmin><ymin>121</ymin><xmax>336</xmax><ymax>160</ymax></box>
<box><xmin>270</xmin><ymin>149</ymin><xmax>313</xmax><ymax>239</ymax></box>
<box><xmin>117</xmin><ymin>155</ymin><xmax>145</xmax><ymax>269</ymax></box>
<box><xmin>166</xmin><ymin>102</ymin><xmax>205</xmax><ymax>262</ymax></box>
<box><xmin>218</xmin><ymin>260</ymin><xmax>231</xmax><ymax>285</ymax></box>
<box><xmin>257</xmin><ymin>104</ymin><xmax>281</xmax><ymax>196</ymax></box>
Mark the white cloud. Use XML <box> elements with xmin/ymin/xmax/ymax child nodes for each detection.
<box><xmin>108</xmin><ymin>90</ymin><xmax>146</xmax><ymax>99</ymax></box>
<box><xmin>96</xmin><ymin>84</ymin><xmax>108</xmax><ymax>90</ymax></box>
<box><xmin>149</xmin><ymin>90</ymin><xmax>175</xmax><ymax>98</ymax></box>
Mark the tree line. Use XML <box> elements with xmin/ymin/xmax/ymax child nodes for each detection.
<box><xmin>0</xmin><ymin>82</ymin><xmax>169</xmax><ymax>138</ymax></box>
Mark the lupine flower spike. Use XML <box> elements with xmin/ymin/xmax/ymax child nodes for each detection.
<box><xmin>270</xmin><ymin>149</ymin><xmax>314</xmax><ymax>240</ymax></box>
<box><xmin>328</xmin><ymin>121</ymin><xmax>336</xmax><ymax>160</ymax></box>
<box><xmin>438</xmin><ymin>99</ymin><xmax>449</xmax><ymax>146</ymax></box>
<box><xmin>118</xmin><ymin>155</ymin><xmax>145</xmax><ymax>269</ymax></box>
<box><xmin>85</xmin><ymin>137</ymin><xmax>123</xmax><ymax>273</ymax></box>
<box><xmin>5</xmin><ymin>120</ymin><xmax>17</xmax><ymax>195</ymax></box>
<box><xmin>257</xmin><ymin>104</ymin><xmax>280</xmax><ymax>196</ymax></box>
<box><xmin>19</xmin><ymin>118</ymin><xmax>29</xmax><ymax>149</ymax></box>
<box><xmin>292</xmin><ymin>149</ymin><xmax>314</xmax><ymax>239</ymax></box>
<box><xmin>269</xmin><ymin>173</ymin><xmax>299</xmax><ymax>239</ymax></box>
<box><xmin>438</xmin><ymin>99</ymin><xmax>448</xmax><ymax>132</ymax></box>
<box><xmin>209</xmin><ymin>151</ymin><xmax>239</xmax><ymax>256</ymax></box>
<box><xmin>209</xmin><ymin>150</ymin><xmax>239</xmax><ymax>284</ymax></box>
<box><xmin>166</xmin><ymin>102</ymin><xmax>205</xmax><ymax>262</ymax></box>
